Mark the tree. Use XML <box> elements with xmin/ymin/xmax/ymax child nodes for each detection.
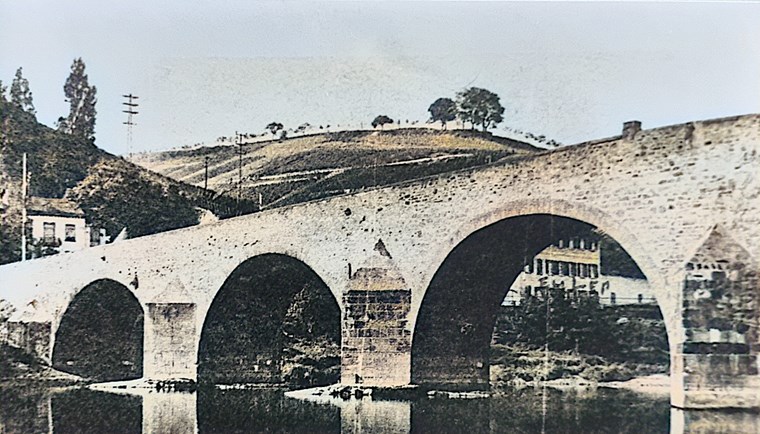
<box><xmin>0</xmin><ymin>80</ymin><xmax>7</xmax><ymax>103</ymax></box>
<box><xmin>371</xmin><ymin>115</ymin><xmax>393</xmax><ymax>129</ymax></box>
<box><xmin>294</xmin><ymin>123</ymin><xmax>311</xmax><ymax>134</ymax></box>
<box><xmin>9</xmin><ymin>67</ymin><xmax>34</xmax><ymax>113</ymax></box>
<box><xmin>62</xmin><ymin>58</ymin><xmax>97</xmax><ymax>141</ymax></box>
<box><xmin>266</xmin><ymin>122</ymin><xmax>284</xmax><ymax>136</ymax></box>
<box><xmin>428</xmin><ymin>97</ymin><xmax>457</xmax><ymax>129</ymax></box>
<box><xmin>456</xmin><ymin>87</ymin><xmax>504</xmax><ymax>132</ymax></box>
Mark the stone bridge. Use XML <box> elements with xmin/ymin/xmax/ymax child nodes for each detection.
<box><xmin>1</xmin><ymin>115</ymin><xmax>759</xmax><ymax>409</ymax></box>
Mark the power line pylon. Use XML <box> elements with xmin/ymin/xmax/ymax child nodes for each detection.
<box><xmin>122</xmin><ymin>94</ymin><xmax>139</xmax><ymax>158</ymax></box>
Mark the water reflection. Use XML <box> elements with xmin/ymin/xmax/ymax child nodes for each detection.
<box><xmin>1</xmin><ymin>385</ymin><xmax>759</xmax><ymax>433</ymax></box>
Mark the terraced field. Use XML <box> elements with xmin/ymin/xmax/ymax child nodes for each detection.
<box><xmin>132</xmin><ymin>128</ymin><xmax>540</xmax><ymax>209</ymax></box>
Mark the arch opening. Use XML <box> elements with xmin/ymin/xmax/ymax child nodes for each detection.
<box><xmin>198</xmin><ymin>253</ymin><xmax>340</xmax><ymax>387</ymax></box>
<box><xmin>411</xmin><ymin>214</ymin><xmax>669</xmax><ymax>390</ymax></box>
<box><xmin>52</xmin><ymin>279</ymin><xmax>144</xmax><ymax>381</ymax></box>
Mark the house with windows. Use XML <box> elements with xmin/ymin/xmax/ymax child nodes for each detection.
<box><xmin>502</xmin><ymin>238</ymin><xmax>655</xmax><ymax>307</ymax></box>
<box><xmin>26</xmin><ymin>197</ymin><xmax>106</xmax><ymax>255</ymax></box>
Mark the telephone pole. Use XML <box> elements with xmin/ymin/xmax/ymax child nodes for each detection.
<box><xmin>236</xmin><ymin>131</ymin><xmax>243</xmax><ymax>215</ymax></box>
<box><xmin>122</xmin><ymin>94</ymin><xmax>139</xmax><ymax>158</ymax></box>
<box><xmin>20</xmin><ymin>153</ymin><xmax>27</xmax><ymax>261</ymax></box>
<box><xmin>204</xmin><ymin>156</ymin><xmax>209</xmax><ymax>191</ymax></box>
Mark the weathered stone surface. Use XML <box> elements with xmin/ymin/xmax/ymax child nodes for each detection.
<box><xmin>342</xmin><ymin>241</ymin><xmax>412</xmax><ymax>386</ymax></box>
<box><xmin>673</xmin><ymin>226</ymin><xmax>760</xmax><ymax>408</ymax></box>
<box><xmin>145</xmin><ymin>303</ymin><xmax>197</xmax><ymax>380</ymax></box>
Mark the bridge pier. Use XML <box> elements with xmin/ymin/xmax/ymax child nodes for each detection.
<box><xmin>143</xmin><ymin>283</ymin><xmax>198</xmax><ymax>381</ymax></box>
<box><xmin>671</xmin><ymin>227</ymin><xmax>760</xmax><ymax>409</ymax></box>
<box><xmin>341</xmin><ymin>240</ymin><xmax>412</xmax><ymax>387</ymax></box>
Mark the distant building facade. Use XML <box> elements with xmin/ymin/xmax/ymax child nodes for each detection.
<box><xmin>503</xmin><ymin>238</ymin><xmax>655</xmax><ymax>306</ymax></box>
<box><xmin>26</xmin><ymin>197</ymin><xmax>106</xmax><ymax>255</ymax></box>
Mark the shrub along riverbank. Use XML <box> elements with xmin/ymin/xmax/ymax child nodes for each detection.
<box><xmin>0</xmin><ymin>344</ymin><xmax>82</xmax><ymax>385</ymax></box>
<box><xmin>491</xmin><ymin>294</ymin><xmax>669</xmax><ymax>385</ymax></box>
<box><xmin>490</xmin><ymin>345</ymin><xmax>667</xmax><ymax>387</ymax></box>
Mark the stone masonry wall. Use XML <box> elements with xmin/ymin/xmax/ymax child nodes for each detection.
<box><xmin>0</xmin><ymin>114</ymin><xmax>757</xmax><ymax>407</ymax></box>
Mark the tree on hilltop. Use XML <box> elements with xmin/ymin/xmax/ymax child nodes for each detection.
<box><xmin>456</xmin><ymin>87</ymin><xmax>504</xmax><ymax>132</ymax></box>
<box><xmin>266</xmin><ymin>122</ymin><xmax>284</xmax><ymax>136</ymax></box>
<box><xmin>428</xmin><ymin>97</ymin><xmax>457</xmax><ymax>129</ymax></box>
<box><xmin>294</xmin><ymin>123</ymin><xmax>311</xmax><ymax>134</ymax></box>
<box><xmin>10</xmin><ymin>67</ymin><xmax>35</xmax><ymax>114</ymax></box>
<box><xmin>371</xmin><ymin>115</ymin><xmax>393</xmax><ymax>130</ymax></box>
<box><xmin>61</xmin><ymin>58</ymin><xmax>98</xmax><ymax>141</ymax></box>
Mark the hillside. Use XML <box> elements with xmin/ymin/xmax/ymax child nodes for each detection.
<box><xmin>0</xmin><ymin>100</ymin><xmax>252</xmax><ymax>265</ymax></box>
<box><xmin>132</xmin><ymin>128</ymin><xmax>541</xmax><ymax>209</ymax></box>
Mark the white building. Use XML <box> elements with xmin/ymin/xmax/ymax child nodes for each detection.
<box><xmin>503</xmin><ymin>238</ymin><xmax>655</xmax><ymax>307</ymax></box>
<box><xmin>26</xmin><ymin>197</ymin><xmax>105</xmax><ymax>255</ymax></box>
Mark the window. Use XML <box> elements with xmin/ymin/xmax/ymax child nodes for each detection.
<box><xmin>548</xmin><ymin>261</ymin><xmax>559</xmax><ymax>275</ymax></box>
<box><xmin>610</xmin><ymin>292</ymin><xmax>617</xmax><ymax>305</ymax></box>
<box><xmin>536</xmin><ymin>259</ymin><xmax>543</xmax><ymax>275</ymax></box>
<box><xmin>43</xmin><ymin>222</ymin><xmax>56</xmax><ymax>243</ymax></box>
<box><xmin>65</xmin><ymin>224</ymin><xmax>76</xmax><ymax>242</ymax></box>
<box><xmin>590</xmin><ymin>265</ymin><xmax>599</xmax><ymax>279</ymax></box>
<box><xmin>638</xmin><ymin>294</ymin><xmax>643</xmax><ymax>304</ymax></box>
<box><xmin>525</xmin><ymin>259</ymin><xmax>534</xmax><ymax>274</ymax></box>
<box><xmin>559</xmin><ymin>262</ymin><xmax>569</xmax><ymax>276</ymax></box>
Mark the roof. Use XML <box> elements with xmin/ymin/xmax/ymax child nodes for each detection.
<box><xmin>26</xmin><ymin>197</ymin><xmax>85</xmax><ymax>218</ymax></box>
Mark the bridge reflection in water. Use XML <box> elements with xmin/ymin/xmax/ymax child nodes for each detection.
<box><xmin>3</xmin><ymin>386</ymin><xmax>760</xmax><ymax>433</ymax></box>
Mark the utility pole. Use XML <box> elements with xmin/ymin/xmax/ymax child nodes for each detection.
<box><xmin>236</xmin><ymin>131</ymin><xmax>243</xmax><ymax>215</ymax></box>
<box><xmin>204</xmin><ymin>156</ymin><xmax>209</xmax><ymax>191</ymax></box>
<box><xmin>122</xmin><ymin>94</ymin><xmax>139</xmax><ymax>158</ymax></box>
<box><xmin>21</xmin><ymin>153</ymin><xmax>27</xmax><ymax>261</ymax></box>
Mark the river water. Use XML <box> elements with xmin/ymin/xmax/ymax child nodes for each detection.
<box><xmin>0</xmin><ymin>385</ymin><xmax>758</xmax><ymax>433</ymax></box>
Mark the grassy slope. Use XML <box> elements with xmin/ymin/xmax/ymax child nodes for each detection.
<box><xmin>0</xmin><ymin>101</ymin><xmax>251</xmax><ymax>264</ymax></box>
<box><xmin>133</xmin><ymin>128</ymin><xmax>540</xmax><ymax>208</ymax></box>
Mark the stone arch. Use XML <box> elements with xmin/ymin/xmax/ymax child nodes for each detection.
<box><xmin>410</xmin><ymin>202</ymin><xmax>673</xmax><ymax>389</ymax></box>
<box><xmin>197</xmin><ymin>253</ymin><xmax>341</xmax><ymax>386</ymax></box>
<box><xmin>420</xmin><ymin>199</ymin><xmax>664</xmax><ymax>297</ymax></box>
<box><xmin>52</xmin><ymin>278</ymin><xmax>144</xmax><ymax>381</ymax></box>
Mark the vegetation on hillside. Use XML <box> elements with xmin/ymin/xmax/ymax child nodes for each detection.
<box><xmin>0</xmin><ymin>99</ymin><xmax>252</xmax><ymax>264</ymax></box>
<box><xmin>456</xmin><ymin>87</ymin><xmax>505</xmax><ymax>131</ymax></box>
<box><xmin>428</xmin><ymin>97</ymin><xmax>457</xmax><ymax>129</ymax></box>
<box><xmin>58</xmin><ymin>58</ymin><xmax>97</xmax><ymax>141</ymax></box>
<box><xmin>8</xmin><ymin>68</ymin><xmax>35</xmax><ymax>114</ymax></box>
<box><xmin>371</xmin><ymin>114</ymin><xmax>394</xmax><ymax>129</ymax></box>
<box><xmin>133</xmin><ymin>127</ymin><xmax>539</xmax><ymax>214</ymax></box>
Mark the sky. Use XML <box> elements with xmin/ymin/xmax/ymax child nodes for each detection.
<box><xmin>1</xmin><ymin>1</ymin><xmax>759</xmax><ymax>155</ymax></box>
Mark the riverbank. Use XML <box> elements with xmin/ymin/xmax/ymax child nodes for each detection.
<box><xmin>490</xmin><ymin>345</ymin><xmax>668</xmax><ymax>393</ymax></box>
<box><xmin>0</xmin><ymin>344</ymin><xmax>84</xmax><ymax>386</ymax></box>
